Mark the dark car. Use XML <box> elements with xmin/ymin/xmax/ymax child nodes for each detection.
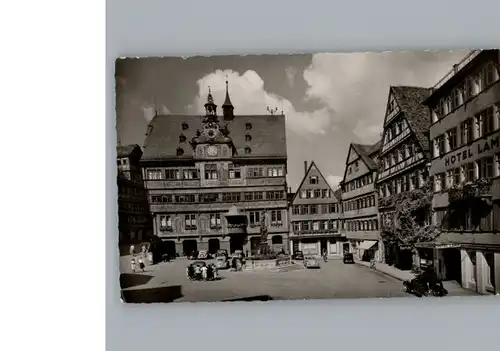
<box><xmin>343</xmin><ymin>253</ymin><xmax>354</xmax><ymax>264</ymax></box>
<box><xmin>292</xmin><ymin>251</ymin><xmax>304</xmax><ymax>260</ymax></box>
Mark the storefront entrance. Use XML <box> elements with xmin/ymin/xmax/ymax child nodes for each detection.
<box><xmin>230</xmin><ymin>234</ymin><xmax>245</xmax><ymax>253</ymax></box>
<box><xmin>320</xmin><ymin>239</ymin><xmax>328</xmax><ymax>255</ymax></box>
<box><xmin>343</xmin><ymin>243</ymin><xmax>350</xmax><ymax>253</ymax></box>
<box><xmin>208</xmin><ymin>239</ymin><xmax>220</xmax><ymax>255</ymax></box>
<box><xmin>182</xmin><ymin>240</ymin><xmax>197</xmax><ymax>257</ymax></box>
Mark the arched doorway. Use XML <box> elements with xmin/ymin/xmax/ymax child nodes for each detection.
<box><xmin>182</xmin><ymin>240</ymin><xmax>197</xmax><ymax>257</ymax></box>
<box><xmin>208</xmin><ymin>239</ymin><xmax>220</xmax><ymax>254</ymax></box>
<box><xmin>271</xmin><ymin>235</ymin><xmax>283</xmax><ymax>252</ymax></box>
<box><xmin>230</xmin><ymin>235</ymin><xmax>245</xmax><ymax>253</ymax></box>
<box><xmin>250</xmin><ymin>237</ymin><xmax>261</xmax><ymax>255</ymax></box>
<box><xmin>163</xmin><ymin>240</ymin><xmax>176</xmax><ymax>257</ymax></box>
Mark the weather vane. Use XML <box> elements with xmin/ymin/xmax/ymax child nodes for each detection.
<box><xmin>267</xmin><ymin>106</ymin><xmax>278</xmax><ymax>115</ymax></box>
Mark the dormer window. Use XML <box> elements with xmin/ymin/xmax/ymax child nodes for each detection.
<box><xmin>176</xmin><ymin>147</ymin><xmax>184</xmax><ymax>156</ymax></box>
<box><xmin>245</xmin><ymin>123</ymin><xmax>252</xmax><ymax>130</ymax></box>
<box><xmin>245</xmin><ymin>147</ymin><xmax>252</xmax><ymax>155</ymax></box>
<box><xmin>179</xmin><ymin>134</ymin><xmax>186</xmax><ymax>143</ymax></box>
<box><xmin>245</xmin><ymin>134</ymin><xmax>252</xmax><ymax>142</ymax></box>
<box><xmin>182</xmin><ymin>122</ymin><xmax>189</xmax><ymax>130</ymax></box>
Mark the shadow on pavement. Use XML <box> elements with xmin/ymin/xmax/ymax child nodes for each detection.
<box><xmin>121</xmin><ymin>285</ymin><xmax>183</xmax><ymax>303</ymax></box>
<box><xmin>120</xmin><ymin>273</ymin><xmax>154</xmax><ymax>289</ymax></box>
<box><xmin>222</xmin><ymin>295</ymin><xmax>273</xmax><ymax>302</ymax></box>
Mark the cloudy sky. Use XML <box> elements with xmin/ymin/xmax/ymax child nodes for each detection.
<box><xmin>115</xmin><ymin>50</ymin><xmax>468</xmax><ymax>191</ymax></box>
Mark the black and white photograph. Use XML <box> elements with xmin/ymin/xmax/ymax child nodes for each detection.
<box><xmin>115</xmin><ymin>49</ymin><xmax>500</xmax><ymax>303</ymax></box>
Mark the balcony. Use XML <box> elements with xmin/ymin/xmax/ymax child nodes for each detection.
<box><xmin>381</xmin><ymin>128</ymin><xmax>411</xmax><ymax>154</ymax></box>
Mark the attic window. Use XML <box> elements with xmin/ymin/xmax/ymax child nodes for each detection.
<box><xmin>179</xmin><ymin>134</ymin><xmax>186</xmax><ymax>143</ymax></box>
<box><xmin>245</xmin><ymin>123</ymin><xmax>252</xmax><ymax>130</ymax></box>
<box><xmin>245</xmin><ymin>147</ymin><xmax>252</xmax><ymax>155</ymax></box>
<box><xmin>245</xmin><ymin>134</ymin><xmax>252</xmax><ymax>142</ymax></box>
<box><xmin>176</xmin><ymin>147</ymin><xmax>184</xmax><ymax>156</ymax></box>
<box><xmin>182</xmin><ymin>122</ymin><xmax>189</xmax><ymax>130</ymax></box>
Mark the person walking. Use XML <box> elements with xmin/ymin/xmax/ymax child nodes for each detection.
<box><xmin>137</xmin><ymin>256</ymin><xmax>145</xmax><ymax>272</ymax></box>
<box><xmin>129</xmin><ymin>244</ymin><xmax>136</xmax><ymax>257</ymax></box>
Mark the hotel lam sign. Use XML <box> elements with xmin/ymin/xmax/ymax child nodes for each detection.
<box><xmin>444</xmin><ymin>135</ymin><xmax>499</xmax><ymax>167</ymax></box>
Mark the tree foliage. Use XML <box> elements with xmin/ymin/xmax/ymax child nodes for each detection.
<box><xmin>380</xmin><ymin>182</ymin><xmax>439</xmax><ymax>249</ymax></box>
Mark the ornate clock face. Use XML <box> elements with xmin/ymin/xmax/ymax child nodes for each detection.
<box><xmin>207</xmin><ymin>145</ymin><xmax>218</xmax><ymax>156</ymax></box>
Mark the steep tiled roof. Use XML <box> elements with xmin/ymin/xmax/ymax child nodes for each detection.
<box><xmin>351</xmin><ymin>141</ymin><xmax>380</xmax><ymax>170</ymax></box>
<box><xmin>117</xmin><ymin>144</ymin><xmax>141</xmax><ymax>158</ymax></box>
<box><xmin>142</xmin><ymin>114</ymin><xmax>286</xmax><ymax>161</ymax></box>
<box><xmin>333</xmin><ymin>188</ymin><xmax>342</xmax><ymax>202</ymax></box>
<box><xmin>391</xmin><ymin>86</ymin><xmax>431</xmax><ymax>156</ymax></box>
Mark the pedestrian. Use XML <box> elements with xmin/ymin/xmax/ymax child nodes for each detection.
<box><xmin>130</xmin><ymin>258</ymin><xmax>136</xmax><ymax>273</ymax></box>
<box><xmin>137</xmin><ymin>256</ymin><xmax>145</xmax><ymax>272</ymax></box>
<box><xmin>129</xmin><ymin>244</ymin><xmax>135</xmax><ymax>257</ymax></box>
<box><xmin>212</xmin><ymin>264</ymin><xmax>219</xmax><ymax>280</ymax></box>
<box><xmin>201</xmin><ymin>265</ymin><xmax>208</xmax><ymax>280</ymax></box>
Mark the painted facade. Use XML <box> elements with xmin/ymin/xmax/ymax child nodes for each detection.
<box><xmin>140</xmin><ymin>84</ymin><xmax>289</xmax><ymax>257</ymax></box>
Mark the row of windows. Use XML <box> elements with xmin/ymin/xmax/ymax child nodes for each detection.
<box><xmin>117</xmin><ymin>157</ymin><xmax>129</xmax><ymax>166</ymax></box>
<box><xmin>298</xmin><ymin>188</ymin><xmax>332</xmax><ymax>199</ymax></box>
<box><xmin>433</xmin><ymin>155</ymin><xmax>500</xmax><ymax>192</ymax></box>
<box><xmin>179</xmin><ymin>121</ymin><xmax>253</xmax><ymax>131</ymax></box>
<box><xmin>146</xmin><ymin>165</ymin><xmax>284</xmax><ymax>180</ymax></box>
<box><xmin>435</xmin><ymin>204</ymin><xmax>500</xmax><ymax>232</ymax></box>
<box><xmin>343</xmin><ymin>195</ymin><xmax>376</xmax><ymax>211</ymax></box>
<box><xmin>118</xmin><ymin>186</ymin><xmax>146</xmax><ymax>198</ymax></box>
<box><xmin>151</xmin><ymin>191</ymin><xmax>285</xmax><ymax>204</ymax></box>
<box><xmin>383</xmin><ymin>118</ymin><xmax>408</xmax><ymax>143</ymax></box>
<box><xmin>380</xmin><ymin>142</ymin><xmax>418</xmax><ymax>171</ymax></box>
<box><xmin>159</xmin><ymin>210</ymin><xmax>284</xmax><ymax>229</ymax></box>
<box><xmin>292</xmin><ymin>220</ymin><xmax>339</xmax><ymax>232</ymax></box>
<box><xmin>122</xmin><ymin>215</ymin><xmax>150</xmax><ymax>225</ymax></box>
<box><xmin>291</xmin><ymin>203</ymin><xmax>340</xmax><ymax>215</ymax></box>
<box><xmin>431</xmin><ymin>61</ymin><xmax>499</xmax><ymax>122</ymax></box>
<box><xmin>345</xmin><ymin>219</ymin><xmax>379</xmax><ymax>232</ymax></box>
<box><xmin>121</xmin><ymin>202</ymin><xmax>148</xmax><ymax>213</ymax></box>
<box><xmin>379</xmin><ymin>170</ymin><xmax>426</xmax><ymax>198</ymax></box>
<box><xmin>433</xmin><ymin>103</ymin><xmax>500</xmax><ymax>158</ymax></box>
<box><xmin>343</xmin><ymin>174</ymin><xmax>374</xmax><ymax>192</ymax></box>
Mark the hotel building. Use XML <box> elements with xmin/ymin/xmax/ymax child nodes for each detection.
<box><xmin>419</xmin><ymin>49</ymin><xmax>500</xmax><ymax>295</ymax></box>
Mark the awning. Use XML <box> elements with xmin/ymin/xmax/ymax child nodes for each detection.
<box><xmin>358</xmin><ymin>240</ymin><xmax>378</xmax><ymax>250</ymax></box>
<box><xmin>415</xmin><ymin>242</ymin><xmax>461</xmax><ymax>249</ymax></box>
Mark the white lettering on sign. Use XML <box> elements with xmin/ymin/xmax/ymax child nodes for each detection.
<box><xmin>444</xmin><ymin>135</ymin><xmax>500</xmax><ymax>167</ymax></box>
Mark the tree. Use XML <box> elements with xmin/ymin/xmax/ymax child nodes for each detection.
<box><xmin>380</xmin><ymin>182</ymin><xmax>439</xmax><ymax>250</ymax></box>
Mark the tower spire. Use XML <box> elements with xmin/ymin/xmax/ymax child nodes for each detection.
<box><xmin>222</xmin><ymin>75</ymin><xmax>234</xmax><ymax>120</ymax></box>
<box><xmin>204</xmin><ymin>85</ymin><xmax>217</xmax><ymax>117</ymax></box>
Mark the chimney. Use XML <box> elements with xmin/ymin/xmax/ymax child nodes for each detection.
<box><xmin>304</xmin><ymin>161</ymin><xmax>308</xmax><ymax>175</ymax></box>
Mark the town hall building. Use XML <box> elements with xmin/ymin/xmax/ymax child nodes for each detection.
<box><xmin>140</xmin><ymin>82</ymin><xmax>289</xmax><ymax>257</ymax></box>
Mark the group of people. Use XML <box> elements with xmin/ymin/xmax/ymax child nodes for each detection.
<box><xmin>187</xmin><ymin>263</ymin><xmax>220</xmax><ymax>281</ymax></box>
<box><xmin>129</xmin><ymin>244</ymin><xmax>147</xmax><ymax>273</ymax></box>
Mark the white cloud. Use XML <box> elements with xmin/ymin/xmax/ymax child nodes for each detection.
<box><xmin>285</xmin><ymin>66</ymin><xmax>297</xmax><ymax>87</ymax></box>
<box><xmin>303</xmin><ymin>51</ymin><xmax>469</xmax><ymax>143</ymax></box>
<box><xmin>326</xmin><ymin>175</ymin><xmax>343</xmax><ymax>189</ymax></box>
<box><xmin>189</xmin><ymin>69</ymin><xmax>331</xmax><ymax>135</ymax></box>
<box><xmin>142</xmin><ymin>103</ymin><xmax>170</xmax><ymax>123</ymax></box>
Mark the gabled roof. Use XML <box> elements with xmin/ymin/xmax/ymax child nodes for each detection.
<box><xmin>389</xmin><ymin>86</ymin><xmax>431</xmax><ymax>155</ymax></box>
<box><xmin>290</xmin><ymin>161</ymin><xmax>338</xmax><ymax>204</ymax></box>
<box><xmin>333</xmin><ymin>188</ymin><xmax>342</xmax><ymax>202</ymax></box>
<box><xmin>141</xmin><ymin>114</ymin><xmax>286</xmax><ymax>161</ymax></box>
<box><xmin>117</xmin><ymin>144</ymin><xmax>141</xmax><ymax>158</ymax></box>
<box><xmin>351</xmin><ymin>142</ymin><xmax>380</xmax><ymax>171</ymax></box>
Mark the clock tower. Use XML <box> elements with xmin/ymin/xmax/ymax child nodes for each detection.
<box><xmin>189</xmin><ymin>88</ymin><xmax>235</xmax><ymax>160</ymax></box>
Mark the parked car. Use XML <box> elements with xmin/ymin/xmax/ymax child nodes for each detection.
<box><xmin>343</xmin><ymin>253</ymin><xmax>354</xmax><ymax>264</ymax></box>
<box><xmin>292</xmin><ymin>251</ymin><xmax>304</xmax><ymax>260</ymax></box>
<box><xmin>215</xmin><ymin>249</ymin><xmax>228</xmax><ymax>258</ymax></box>
<box><xmin>232</xmin><ymin>250</ymin><xmax>244</xmax><ymax>259</ymax></box>
<box><xmin>304</xmin><ymin>256</ymin><xmax>320</xmax><ymax>269</ymax></box>
<box><xmin>214</xmin><ymin>256</ymin><xmax>230</xmax><ymax>269</ymax></box>
<box><xmin>197</xmin><ymin>250</ymin><xmax>210</xmax><ymax>259</ymax></box>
